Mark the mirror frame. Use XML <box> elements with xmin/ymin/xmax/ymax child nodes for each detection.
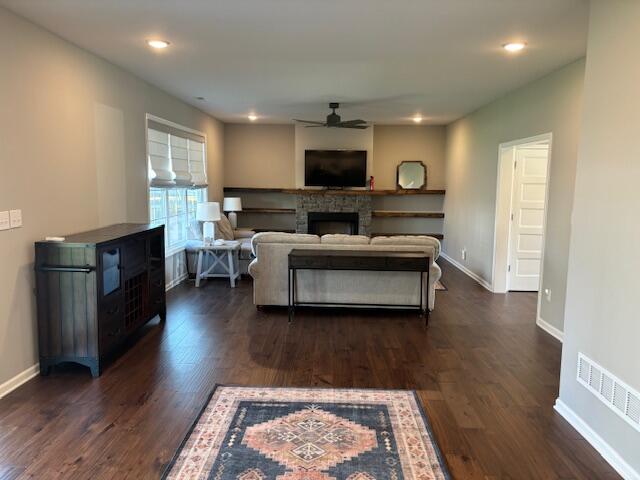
<box><xmin>396</xmin><ymin>161</ymin><xmax>427</xmax><ymax>190</ymax></box>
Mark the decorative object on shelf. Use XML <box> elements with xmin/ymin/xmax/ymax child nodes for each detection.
<box><xmin>397</xmin><ymin>161</ymin><xmax>427</xmax><ymax>190</ymax></box>
<box><xmin>369</xmin><ymin>175</ymin><xmax>375</xmax><ymax>191</ymax></box>
<box><xmin>196</xmin><ymin>202</ymin><xmax>221</xmax><ymax>245</ymax></box>
<box><xmin>223</xmin><ymin>197</ymin><xmax>243</xmax><ymax>228</ymax></box>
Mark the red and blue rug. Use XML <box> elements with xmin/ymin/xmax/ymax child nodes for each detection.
<box><xmin>163</xmin><ymin>386</ymin><xmax>450</xmax><ymax>480</ymax></box>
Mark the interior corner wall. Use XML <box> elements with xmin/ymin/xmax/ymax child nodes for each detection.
<box><xmin>559</xmin><ymin>1</ymin><xmax>640</xmax><ymax>475</ymax></box>
<box><xmin>0</xmin><ymin>6</ymin><xmax>223</xmax><ymax>388</ymax></box>
<box><xmin>443</xmin><ymin>59</ymin><xmax>585</xmax><ymax>334</ymax></box>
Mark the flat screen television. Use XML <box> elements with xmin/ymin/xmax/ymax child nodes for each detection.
<box><xmin>304</xmin><ymin>150</ymin><xmax>367</xmax><ymax>187</ymax></box>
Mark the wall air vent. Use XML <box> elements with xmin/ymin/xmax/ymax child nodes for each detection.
<box><xmin>577</xmin><ymin>352</ymin><xmax>640</xmax><ymax>433</ymax></box>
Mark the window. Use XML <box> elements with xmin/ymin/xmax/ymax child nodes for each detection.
<box><xmin>146</xmin><ymin>116</ymin><xmax>208</xmax><ymax>255</ymax></box>
<box><xmin>149</xmin><ymin>187</ymin><xmax>207</xmax><ymax>253</ymax></box>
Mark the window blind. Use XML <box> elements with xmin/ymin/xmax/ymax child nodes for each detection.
<box><xmin>147</xmin><ymin>119</ymin><xmax>207</xmax><ymax>188</ymax></box>
<box><xmin>170</xmin><ymin>134</ymin><xmax>192</xmax><ymax>186</ymax></box>
<box><xmin>148</xmin><ymin>129</ymin><xmax>175</xmax><ymax>187</ymax></box>
<box><xmin>188</xmin><ymin>139</ymin><xmax>207</xmax><ymax>187</ymax></box>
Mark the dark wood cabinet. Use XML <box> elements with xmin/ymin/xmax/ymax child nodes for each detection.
<box><xmin>35</xmin><ymin>224</ymin><xmax>166</xmax><ymax>377</ymax></box>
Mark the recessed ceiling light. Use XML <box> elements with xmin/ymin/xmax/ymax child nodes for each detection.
<box><xmin>412</xmin><ymin>115</ymin><xmax>423</xmax><ymax>123</ymax></box>
<box><xmin>147</xmin><ymin>39</ymin><xmax>170</xmax><ymax>49</ymax></box>
<box><xmin>248</xmin><ymin>114</ymin><xmax>258</xmax><ymax>121</ymax></box>
<box><xmin>503</xmin><ymin>42</ymin><xmax>526</xmax><ymax>53</ymax></box>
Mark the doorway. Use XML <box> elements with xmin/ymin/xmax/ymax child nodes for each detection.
<box><xmin>493</xmin><ymin>133</ymin><xmax>552</xmax><ymax>294</ymax></box>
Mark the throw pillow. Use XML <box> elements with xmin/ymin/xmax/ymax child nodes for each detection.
<box><xmin>216</xmin><ymin>214</ymin><xmax>235</xmax><ymax>240</ymax></box>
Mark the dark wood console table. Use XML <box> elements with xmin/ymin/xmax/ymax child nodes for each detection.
<box><xmin>35</xmin><ymin>223</ymin><xmax>166</xmax><ymax>377</ymax></box>
<box><xmin>287</xmin><ymin>249</ymin><xmax>430</xmax><ymax>324</ymax></box>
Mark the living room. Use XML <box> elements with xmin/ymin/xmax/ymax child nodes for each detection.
<box><xmin>0</xmin><ymin>1</ymin><xmax>639</xmax><ymax>479</ymax></box>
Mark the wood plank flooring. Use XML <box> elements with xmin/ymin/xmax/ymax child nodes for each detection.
<box><xmin>0</xmin><ymin>260</ymin><xmax>620</xmax><ymax>479</ymax></box>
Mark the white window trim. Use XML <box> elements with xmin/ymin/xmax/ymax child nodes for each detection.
<box><xmin>145</xmin><ymin>114</ymin><xmax>208</xmax><ymax>258</ymax></box>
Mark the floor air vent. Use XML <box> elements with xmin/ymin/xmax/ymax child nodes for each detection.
<box><xmin>577</xmin><ymin>352</ymin><xmax>640</xmax><ymax>433</ymax></box>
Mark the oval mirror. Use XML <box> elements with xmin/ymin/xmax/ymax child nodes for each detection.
<box><xmin>397</xmin><ymin>161</ymin><xmax>426</xmax><ymax>190</ymax></box>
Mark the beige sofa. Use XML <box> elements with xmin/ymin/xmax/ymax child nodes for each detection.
<box><xmin>248</xmin><ymin>233</ymin><xmax>442</xmax><ymax>311</ymax></box>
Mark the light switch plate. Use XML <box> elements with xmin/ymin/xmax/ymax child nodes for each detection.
<box><xmin>0</xmin><ymin>211</ymin><xmax>9</xmax><ymax>231</ymax></box>
<box><xmin>9</xmin><ymin>209</ymin><xmax>22</xmax><ymax>228</ymax></box>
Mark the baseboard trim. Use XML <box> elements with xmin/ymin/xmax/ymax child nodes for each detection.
<box><xmin>536</xmin><ymin>315</ymin><xmax>564</xmax><ymax>342</ymax></box>
<box><xmin>440</xmin><ymin>252</ymin><xmax>493</xmax><ymax>291</ymax></box>
<box><xmin>554</xmin><ymin>399</ymin><xmax>639</xmax><ymax>480</ymax></box>
<box><xmin>0</xmin><ymin>363</ymin><xmax>39</xmax><ymax>399</ymax></box>
<box><xmin>166</xmin><ymin>272</ymin><xmax>188</xmax><ymax>291</ymax></box>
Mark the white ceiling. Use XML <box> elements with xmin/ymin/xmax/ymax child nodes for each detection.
<box><xmin>1</xmin><ymin>0</ymin><xmax>589</xmax><ymax>125</ymax></box>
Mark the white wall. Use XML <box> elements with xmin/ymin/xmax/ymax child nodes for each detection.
<box><xmin>444</xmin><ymin>59</ymin><xmax>585</xmax><ymax>334</ymax></box>
<box><xmin>558</xmin><ymin>1</ymin><xmax>640</xmax><ymax>476</ymax></box>
<box><xmin>294</xmin><ymin>125</ymin><xmax>374</xmax><ymax>188</ymax></box>
<box><xmin>224</xmin><ymin>124</ymin><xmax>295</xmax><ymax>188</ymax></box>
<box><xmin>373</xmin><ymin>125</ymin><xmax>446</xmax><ymax>190</ymax></box>
<box><xmin>0</xmin><ymin>6</ymin><xmax>223</xmax><ymax>389</ymax></box>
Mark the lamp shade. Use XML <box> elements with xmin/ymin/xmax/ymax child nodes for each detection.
<box><xmin>196</xmin><ymin>202</ymin><xmax>221</xmax><ymax>222</ymax></box>
<box><xmin>223</xmin><ymin>197</ymin><xmax>242</xmax><ymax>212</ymax></box>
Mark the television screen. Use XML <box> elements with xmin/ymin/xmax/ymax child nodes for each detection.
<box><xmin>304</xmin><ymin>150</ymin><xmax>367</xmax><ymax>187</ymax></box>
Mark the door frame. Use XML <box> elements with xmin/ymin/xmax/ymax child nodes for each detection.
<box><xmin>491</xmin><ymin>133</ymin><xmax>553</xmax><ymax>311</ymax></box>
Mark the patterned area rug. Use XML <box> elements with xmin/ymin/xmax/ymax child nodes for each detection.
<box><xmin>163</xmin><ymin>386</ymin><xmax>450</xmax><ymax>480</ymax></box>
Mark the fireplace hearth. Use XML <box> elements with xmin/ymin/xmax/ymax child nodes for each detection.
<box><xmin>308</xmin><ymin>212</ymin><xmax>359</xmax><ymax>235</ymax></box>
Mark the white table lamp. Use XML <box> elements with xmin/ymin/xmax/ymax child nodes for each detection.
<box><xmin>223</xmin><ymin>197</ymin><xmax>242</xmax><ymax>229</ymax></box>
<box><xmin>196</xmin><ymin>202</ymin><xmax>221</xmax><ymax>245</ymax></box>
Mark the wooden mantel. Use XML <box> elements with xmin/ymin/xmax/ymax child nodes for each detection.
<box><xmin>223</xmin><ymin>187</ymin><xmax>445</xmax><ymax>196</ymax></box>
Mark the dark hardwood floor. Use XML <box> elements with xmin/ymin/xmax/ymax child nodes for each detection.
<box><xmin>0</xmin><ymin>260</ymin><xmax>620</xmax><ymax>479</ymax></box>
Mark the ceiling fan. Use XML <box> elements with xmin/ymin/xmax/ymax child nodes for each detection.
<box><xmin>294</xmin><ymin>103</ymin><xmax>368</xmax><ymax>129</ymax></box>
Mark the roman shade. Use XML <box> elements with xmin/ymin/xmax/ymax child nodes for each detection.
<box><xmin>170</xmin><ymin>134</ymin><xmax>191</xmax><ymax>186</ymax></box>
<box><xmin>148</xmin><ymin>129</ymin><xmax>175</xmax><ymax>187</ymax></box>
<box><xmin>147</xmin><ymin>119</ymin><xmax>207</xmax><ymax>188</ymax></box>
<box><xmin>189</xmin><ymin>139</ymin><xmax>207</xmax><ymax>187</ymax></box>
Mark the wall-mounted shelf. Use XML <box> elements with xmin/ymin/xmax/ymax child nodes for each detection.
<box><xmin>224</xmin><ymin>187</ymin><xmax>286</xmax><ymax>194</ymax></box>
<box><xmin>224</xmin><ymin>187</ymin><xmax>445</xmax><ymax>196</ymax></box>
<box><xmin>371</xmin><ymin>232</ymin><xmax>444</xmax><ymax>240</ymax></box>
<box><xmin>373</xmin><ymin>210</ymin><xmax>444</xmax><ymax>218</ymax></box>
<box><xmin>242</xmin><ymin>208</ymin><xmax>295</xmax><ymax>214</ymax></box>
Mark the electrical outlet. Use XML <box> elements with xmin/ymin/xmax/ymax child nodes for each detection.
<box><xmin>544</xmin><ymin>288</ymin><xmax>552</xmax><ymax>302</ymax></box>
<box><xmin>461</xmin><ymin>248</ymin><xmax>467</xmax><ymax>260</ymax></box>
<box><xmin>0</xmin><ymin>211</ymin><xmax>9</xmax><ymax>231</ymax></box>
<box><xmin>9</xmin><ymin>209</ymin><xmax>22</xmax><ymax>228</ymax></box>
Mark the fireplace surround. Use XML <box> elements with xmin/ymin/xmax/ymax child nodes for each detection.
<box><xmin>295</xmin><ymin>192</ymin><xmax>372</xmax><ymax>236</ymax></box>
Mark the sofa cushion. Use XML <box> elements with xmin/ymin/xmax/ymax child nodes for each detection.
<box><xmin>234</xmin><ymin>229</ymin><xmax>255</xmax><ymax>239</ymax></box>
<box><xmin>251</xmin><ymin>232</ymin><xmax>320</xmax><ymax>256</ymax></box>
<box><xmin>320</xmin><ymin>234</ymin><xmax>370</xmax><ymax>245</ymax></box>
<box><xmin>370</xmin><ymin>235</ymin><xmax>441</xmax><ymax>258</ymax></box>
<box><xmin>239</xmin><ymin>237</ymin><xmax>253</xmax><ymax>260</ymax></box>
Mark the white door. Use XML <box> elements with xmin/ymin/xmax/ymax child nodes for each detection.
<box><xmin>508</xmin><ymin>146</ymin><xmax>549</xmax><ymax>291</ymax></box>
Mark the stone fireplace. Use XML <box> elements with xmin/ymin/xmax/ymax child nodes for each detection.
<box><xmin>295</xmin><ymin>193</ymin><xmax>372</xmax><ymax>236</ymax></box>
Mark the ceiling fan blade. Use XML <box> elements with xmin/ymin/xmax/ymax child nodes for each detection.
<box><xmin>304</xmin><ymin>125</ymin><xmax>326</xmax><ymax>128</ymax></box>
<box><xmin>339</xmin><ymin>125</ymin><xmax>368</xmax><ymax>129</ymax></box>
<box><xmin>337</xmin><ymin>119</ymin><xmax>367</xmax><ymax>126</ymax></box>
<box><xmin>293</xmin><ymin>119</ymin><xmax>326</xmax><ymax>125</ymax></box>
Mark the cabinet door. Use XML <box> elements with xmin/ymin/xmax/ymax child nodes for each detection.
<box><xmin>122</xmin><ymin>238</ymin><xmax>147</xmax><ymax>280</ymax></box>
<box><xmin>99</xmin><ymin>247</ymin><xmax>122</xmax><ymax>298</ymax></box>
